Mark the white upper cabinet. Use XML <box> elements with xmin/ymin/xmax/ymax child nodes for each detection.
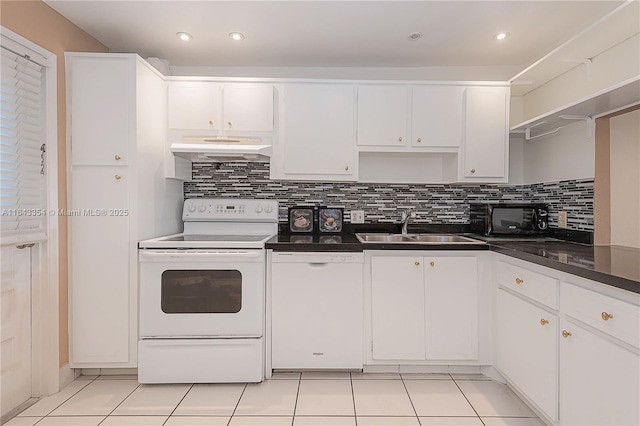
<box><xmin>223</xmin><ymin>83</ymin><xmax>274</xmax><ymax>132</ymax></box>
<box><xmin>168</xmin><ymin>81</ymin><xmax>273</xmax><ymax>132</ymax></box>
<box><xmin>357</xmin><ymin>85</ymin><xmax>464</xmax><ymax>149</ymax></box>
<box><xmin>168</xmin><ymin>82</ymin><xmax>222</xmax><ymax>130</ymax></box>
<box><xmin>275</xmin><ymin>83</ymin><xmax>357</xmax><ymax>180</ymax></box>
<box><xmin>460</xmin><ymin>86</ymin><xmax>509</xmax><ymax>181</ymax></box>
<box><xmin>411</xmin><ymin>86</ymin><xmax>464</xmax><ymax>148</ymax></box>
<box><xmin>357</xmin><ymin>85</ymin><xmax>409</xmax><ymax>147</ymax></box>
<box><xmin>70</xmin><ymin>58</ymin><xmax>131</xmax><ymax>166</ymax></box>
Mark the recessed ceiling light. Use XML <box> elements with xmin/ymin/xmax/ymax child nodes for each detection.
<box><xmin>176</xmin><ymin>32</ymin><xmax>193</xmax><ymax>42</ymax></box>
<box><xmin>494</xmin><ymin>32</ymin><xmax>509</xmax><ymax>41</ymax></box>
<box><xmin>229</xmin><ymin>32</ymin><xmax>245</xmax><ymax>41</ymax></box>
<box><xmin>408</xmin><ymin>32</ymin><xmax>423</xmax><ymax>41</ymax></box>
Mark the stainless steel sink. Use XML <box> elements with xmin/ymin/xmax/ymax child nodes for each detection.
<box><xmin>355</xmin><ymin>233</ymin><xmax>484</xmax><ymax>244</ymax></box>
<box><xmin>355</xmin><ymin>233</ymin><xmax>418</xmax><ymax>243</ymax></box>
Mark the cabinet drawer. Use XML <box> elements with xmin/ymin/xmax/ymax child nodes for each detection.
<box><xmin>496</xmin><ymin>261</ymin><xmax>558</xmax><ymax>309</ymax></box>
<box><xmin>562</xmin><ymin>282</ymin><xmax>640</xmax><ymax>348</ymax></box>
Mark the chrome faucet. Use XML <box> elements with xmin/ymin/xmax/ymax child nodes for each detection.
<box><xmin>401</xmin><ymin>211</ymin><xmax>416</xmax><ymax>235</ymax></box>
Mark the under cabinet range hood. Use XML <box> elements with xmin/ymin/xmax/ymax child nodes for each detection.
<box><xmin>171</xmin><ymin>137</ymin><xmax>272</xmax><ymax>162</ymax></box>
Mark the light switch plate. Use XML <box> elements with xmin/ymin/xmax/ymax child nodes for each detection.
<box><xmin>351</xmin><ymin>210</ymin><xmax>365</xmax><ymax>224</ymax></box>
<box><xmin>558</xmin><ymin>211</ymin><xmax>568</xmax><ymax>228</ymax></box>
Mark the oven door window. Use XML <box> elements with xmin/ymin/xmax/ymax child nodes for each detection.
<box><xmin>161</xmin><ymin>270</ymin><xmax>242</xmax><ymax>314</ymax></box>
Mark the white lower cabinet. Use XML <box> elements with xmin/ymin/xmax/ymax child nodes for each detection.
<box><xmin>494</xmin><ymin>255</ymin><xmax>640</xmax><ymax>426</ymax></box>
<box><xmin>270</xmin><ymin>252</ymin><xmax>364</xmax><ymax>369</ymax></box>
<box><xmin>495</xmin><ymin>288</ymin><xmax>558</xmax><ymax>421</ymax></box>
<box><xmin>371</xmin><ymin>256</ymin><xmax>425</xmax><ymax>360</ymax></box>
<box><xmin>370</xmin><ymin>254</ymin><xmax>478</xmax><ymax>362</ymax></box>
<box><xmin>559</xmin><ymin>320</ymin><xmax>639</xmax><ymax>426</ymax></box>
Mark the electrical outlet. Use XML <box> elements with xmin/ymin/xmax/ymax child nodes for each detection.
<box><xmin>350</xmin><ymin>210</ymin><xmax>365</xmax><ymax>224</ymax></box>
<box><xmin>558</xmin><ymin>211</ymin><xmax>568</xmax><ymax>229</ymax></box>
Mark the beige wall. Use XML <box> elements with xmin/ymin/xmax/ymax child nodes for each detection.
<box><xmin>1</xmin><ymin>0</ymin><xmax>109</xmax><ymax>367</ymax></box>
<box><xmin>609</xmin><ymin>109</ymin><xmax>640</xmax><ymax>248</ymax></box>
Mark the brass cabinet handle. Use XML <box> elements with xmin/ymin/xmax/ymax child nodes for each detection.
<box><xmin>515</xmin><ymin>278</ymin><xmax>523</xmax><ymax>285</ymax></box>
<box><xmin>601</xmin><ymin>312</ymin><xmax>614</xmax><ymax>321</ymax></box>
<box><xmin>399</xmin><ymin>137</ymin><xmax>403</xmax><ymax>142</ymax></box>
<box><xmin>417</xmin><ymin>137</ymin><xmax>422</xmax><ymax>143</ymax></box>
<box><xmin>540</xmin><ymin>319</ymin><xmax>549</xmax><ymax>326</ymax></box>
<box><xmin>228</xmin><ymin>121</ymin><xmax>233</xmax><ymax>127</ymax></box>
<box><xmin>415</xmin><ymin>261</ymin><xmax>420</xmax><ymax>266</ymax></box>
<box><xmin>345</xmin><ymin>165</ymin><xmax>349</xmax><ymax>171</ymax></box>
<box><xmin>208</xmin><ymin>120</ymin><xmax>214</xmax><ymax>126</ymax></box>
<box><xmin>430</xmin><ymin>261</ymin><xmax>435</xmax><ymax>267</ymax></box>
<box><xmin>562</xmin><ymin>330</ymin><xmax>572</xmax><ymax>338</ymax></box>
<box><xmin>471</xmin><ymin>168</ymin><xmax>476</xmax><ymax>174</ymax></box>
<box><xmin>115</xmin><ymin>175</ymin><xmax>122</xmax><ymax>180</ymax></box>
<box><xmin>114</xmin><ymin>154</ymin><xmax>121</xmax><ymax>160</ymax></box>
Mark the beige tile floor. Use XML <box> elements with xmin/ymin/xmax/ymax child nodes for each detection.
<box><xmin>6</xmin><ymin>373</ymin><xmax>546</xmax><ymax>426</ymax></box>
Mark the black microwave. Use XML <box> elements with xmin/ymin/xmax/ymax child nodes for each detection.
<box><xmin>470</xmin><ymin>203</ymin><xmax>549</xmax><ymax>236</ymax></box>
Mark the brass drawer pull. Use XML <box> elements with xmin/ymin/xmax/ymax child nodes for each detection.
<box><xmin>601</xmin><ymin>312</ymin><xmax>614</xmax><ymax>321</ymax></box>
<box><xmin>515</xmin><ymin>278</ymin><xmax>523</xmax><ymax>285</ymax></box>
<box><xmin>540</xmin><ymin>319</ymin><xmax>549</xmax><ymax>326</ymax></box>
<box><xmin>562</xmin><ymin>330</ymin><xmax>572</xmax><ymax>338</ymax></box>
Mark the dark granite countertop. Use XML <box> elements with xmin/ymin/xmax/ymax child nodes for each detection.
<box><xmin>266</xmin><ymin>230</ymin><xmax>640</xmax><ymax>294</ymax></box>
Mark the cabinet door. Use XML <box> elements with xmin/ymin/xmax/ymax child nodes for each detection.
<box><xmin>70</xmin><ymin>166</ymin><xmax>131</xmax><ymax>364</ymax></box>
<box><xmin>560</xmin><ymin>319</ymin><xmax>639</xmax><ymax>426</ymax></box>
<box><xmin>371</xmin><ymin>256</ymin><xmax>425</xmax><ymax>360</ymax></box>
<box><xmin>280</xmin><ymin>84</ymin><xmax>356</xmax><ymax>177</ymax></box>
<box><xmin>223</xmin><ymin>83</ymin><xmax>274</xmax><ymax>131</ymax></box>
<box><xmin>411</xmin><ymin>86</ymin><xmax>464</xmax><ymax>148</ymax></box>
<box><xmin>168</xmin><ymin>82</ymin><xmax>222</xmax><ymax>130</ymax></box>
<box><xmin>69</xmin><ymin>57</ymin><xmax>131</xmax><ymax>166</ymax></box>
<box><xmin>424</xmin><ymin>256</ymin><xmax>478</xmax><ymax>360</ymax></box>
<box><xmin>496</xmin><ymin>288</ymin><xmax>558</xmax><ymax>421</ymax></box>
<box><xmin>462</xmin><ymin>87</ymin><xmax>508</xmax><ymax>178</ymax></box>
<box><xmin>271</xmin><ymin>261</ymin><xmax>363</xmax><ymax>369</ymax></box>
<box><xmin>357</xmin><ymin>85</ymin><xmax>408</xmax><ymax>147</ymax></box>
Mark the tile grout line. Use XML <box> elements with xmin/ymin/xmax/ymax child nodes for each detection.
<box><xmin>160</xmin><ymin>383</ymin><xmax>195</xmax><ymax>426</ymax></box>
<box><xmin>400</xmin><ymin>373</ymin><xmax>422</xmax><ymax>425</ymax></box>
<box><xmin>29</xmin><ymin>375</ymin><xmax>98</xmax><ymax>421</ymax></box>
<box><xmin>95</xmin><ymin>380</ymin><xmax>142</xmax><ymax>425</ymax></box>
<box><xmin>291</xmin><ymin>375</ymin><xmax>302</xmax><ymax>426</ymax></box>
<box><xmin>450</xmin><ymin>374</ymin><xmax>486</xmax><ymax>426</ymax></box>
<box><xmin>349</xmin><ymin>372</ymin><xmax>358</xmax><ymax>426</ymax></box>
<box><xmin>227</xmin><ymin>383</ymin><xmax>248</xmax><ymax>426</ymax></box>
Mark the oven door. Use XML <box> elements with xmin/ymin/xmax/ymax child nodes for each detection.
<box><xmin>139</xmin><ymin>249</ymin><xmax>265</xmax><ymax>338</ymax></box>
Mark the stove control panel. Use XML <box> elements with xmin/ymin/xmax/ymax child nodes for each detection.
<box><xmin>183</xmin><ymin>198</ymin><xmax>279</xmax><ymax>222</ymax></box>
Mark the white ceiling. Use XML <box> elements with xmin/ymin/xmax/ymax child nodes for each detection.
<box><xmin>45</xmin><ymin>0</ymin><xmax>632</xmax><ymax>79</ymax></box>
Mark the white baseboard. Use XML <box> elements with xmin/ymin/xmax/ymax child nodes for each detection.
<box><xmin>59</xmin><ymin>364</ymin><xmax>79</xmax><ymax>390</ymax></box>
<box><xmin>80</xmin><ymin>368</ymin><xmax>138</xmax><ymax>377</ymax></box>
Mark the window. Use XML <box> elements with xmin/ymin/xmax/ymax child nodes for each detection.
<box><xmin>0</xmin><ymin>39</ymin><xmax>47</xmax><ymax>241</ymax></box>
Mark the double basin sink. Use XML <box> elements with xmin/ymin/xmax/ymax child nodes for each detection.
<box><xmin>356</xmin><ymin>233</ymin><xmax>483</xmax><ymax>244</ymax></box>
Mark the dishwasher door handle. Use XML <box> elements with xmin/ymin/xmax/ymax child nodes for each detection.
<box><xmin>307</xmin><ymin>262</ymin><xmax>329</xmax><ymax>267</ymax></box>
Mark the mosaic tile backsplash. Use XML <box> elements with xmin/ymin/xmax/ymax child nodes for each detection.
<box><xmin>184</xmin><ymin>163</ymin><xmax>594</xmax><ymax>231</ymax></box>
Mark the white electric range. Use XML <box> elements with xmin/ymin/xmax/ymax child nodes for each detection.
<box><xmin>137</xmin><ymin>198</ymin><xmax>278</xmax><ymax>384</ymax></box>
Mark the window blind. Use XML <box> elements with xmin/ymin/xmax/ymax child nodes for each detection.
<box><xmin>0</xmin><ymin>45</ymin><xmax>46</xmax><ymax>241</ymax></box>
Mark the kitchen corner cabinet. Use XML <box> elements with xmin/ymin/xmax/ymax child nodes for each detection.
<box><xmin>272</xmin><ymin>83</ymin><xmax>357</xmax><ymax>181</ymax></box>
<box><xmin>493</xmin><ymin>255</ymin><xmax>640</xmax><ymax>426</ymax></box>
<box><xmin>370</xmin><ymin>254</ymin><xmax>478</xmax><ymax>361</ymax></box>
<box><xmin>67</xmin><ymin>53</ymin><xmax>182</xmax><ymax>368</ymax></box>
<box><xmin>168</xmin><ymin>81</ymin><xmax>274</xmax><ymax>132</ymax></box>
<box><xmin>460</xmin><ymin>86</ymin><xmax>509</xmax><ymax>182</ymax></box>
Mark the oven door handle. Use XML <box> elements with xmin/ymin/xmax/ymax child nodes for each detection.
<box><xmin>139</xmin><ymin>251</ymin><xmax>263</xmax><ymax>261</ymax></box>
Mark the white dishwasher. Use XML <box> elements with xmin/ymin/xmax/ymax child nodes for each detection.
<box><xmin>271</xmin><ymin>252</ymin><xmax>364</xmax><ymax>369</ymax></box>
